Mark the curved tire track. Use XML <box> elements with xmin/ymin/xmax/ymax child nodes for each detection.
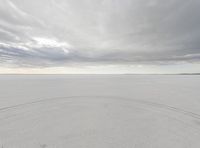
<box><xmin>0</xmin><ymin>95</ymin><xmax>200</xmax><ymax>121</ymax></box>
<box><xmin>0</xmin><ymin>95</ymin><xmax>200</xmax><ymax>147</ymax></box>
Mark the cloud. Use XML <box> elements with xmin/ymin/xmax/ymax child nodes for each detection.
<box><xmin>0</xmin><ymin>0</ymin><xmax>200</xmax><ymax>72</ymax></box>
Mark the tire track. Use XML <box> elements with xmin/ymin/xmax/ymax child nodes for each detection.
<box><xmin>0</xmin><ymin>95</ymin><xmax>200</xmax><ymax>121</ymax></box>
<box><xmin>0</xmin><ymin>95</ymin><xmax>200</xmax><ymax>147</ymax></box>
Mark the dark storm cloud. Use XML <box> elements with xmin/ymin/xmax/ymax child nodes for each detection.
<box><xmin>0</xmin><ymin>0</ymin><xmax>200</xmax><ymax>68</ymax></box>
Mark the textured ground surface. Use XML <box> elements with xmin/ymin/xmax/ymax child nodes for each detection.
<box><xmin>0</xmin><ymin>75</ymin><xmax>200</xmax><ymax>148</ymax></box>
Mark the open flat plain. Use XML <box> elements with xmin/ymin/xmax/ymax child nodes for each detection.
<box><xmin>0</xmin><ymin>74</ymin><xmax>200</xmax><ymax>148</ymax></box>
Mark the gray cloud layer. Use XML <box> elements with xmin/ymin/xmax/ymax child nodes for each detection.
<box><xmin>0</xmin><ymin>0</ymin><xmax>200</xmax><ymax>68</ymax></box>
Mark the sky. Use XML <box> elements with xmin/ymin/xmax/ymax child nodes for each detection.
<box><xmin>0</xmin><ymin>0</ymin><xmax>200</xmax><ymax>74</ymax></box>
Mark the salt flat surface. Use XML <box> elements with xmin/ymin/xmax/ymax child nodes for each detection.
<box><xmin>0</xmin><ymin>75</ymin><xmax>200</xmax><ymax>147</ymax></box>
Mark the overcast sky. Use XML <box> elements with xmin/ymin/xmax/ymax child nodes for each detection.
<box><xmin>0</xmin><ymin>0</ymin><xmax>200</xmax><ymax>74</ymax></box>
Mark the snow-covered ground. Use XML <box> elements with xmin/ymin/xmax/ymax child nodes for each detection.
<box><xmin>0</xmin><ymin>74</ymin><xmax>200</xmax><ymax>147</ymax></box>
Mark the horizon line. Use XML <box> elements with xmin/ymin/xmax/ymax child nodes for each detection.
<box><xmin>0</xmin><ymin>73</ymin><xmax>199</xmax><ymax>75</ymax></box>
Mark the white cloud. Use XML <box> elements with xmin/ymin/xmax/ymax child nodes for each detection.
<box><xmin>0</xmin><ymin>0</ymin><xmax>200</xmax><ymax>73</ymax></box>
<box><xmin>32</xmin><ymin>37</ymin><xmax>72</xmax><ymax>49</ymax></box>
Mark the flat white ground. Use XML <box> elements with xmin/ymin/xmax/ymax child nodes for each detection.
<box><xmin>0</xmin><ymin>75</ymin><xmax>200</xmax><ymax>148</ymax></box>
